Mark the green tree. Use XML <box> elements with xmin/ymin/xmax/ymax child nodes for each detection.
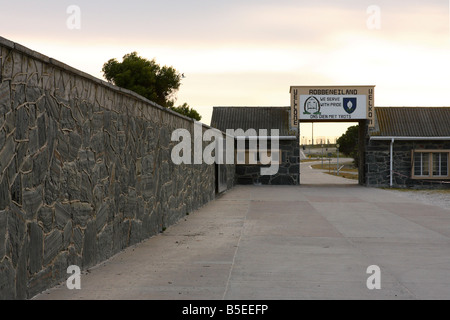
<box><xmin>337</xmin><ymin>125</ymin><xmax>359</xmax><ymax>167</ymax></box>
<box><xmin>169</xmin><ymin>103</ymin><xmax>201</xmax><ymax>121</ymax></box>
<box><xmin>102</xmin><ymin>52</ymin><xmax>201</xmax><ymax>121</ymax></box>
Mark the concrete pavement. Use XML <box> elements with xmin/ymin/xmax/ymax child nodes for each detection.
<box><xmin>33</xmin><ymin>163</ymin><xmax>450</xmax><ymax>300</ymax></box>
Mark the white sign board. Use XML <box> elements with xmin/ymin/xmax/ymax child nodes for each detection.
<box><xmin>290</xmin><ymin>86</ymin><xmax>375</xmax><ymax>127</ymax></box>
<box><xmin>299</xmin><ymin>95</ymin><xmax>367</xmax><ymax>121</ymax></box>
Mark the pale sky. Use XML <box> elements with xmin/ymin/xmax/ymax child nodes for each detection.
<box><xmin>1</xmin><ymin>0</ymin><xmax>449</xmax><ymax>140</ymax></box>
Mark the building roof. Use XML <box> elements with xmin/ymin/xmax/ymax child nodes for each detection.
<box><xmin>372</xmin><ymin>107</ymin><xmax>450</xmax><ymax>137</ymax></box>
<box><xmin>210</xmin><ymin>107</ymin><xmax>294</xmax><ymax>136</ymax></box>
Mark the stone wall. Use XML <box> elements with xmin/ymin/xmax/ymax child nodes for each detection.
<box><xmin>0</xmin><ymin>37</ymin><xmax>234</xmax><ymax>299</ymax></box>
<box><xmin>235</xmin><ymin>140</ymin><xmax>300</xmax><ymax>185</ymax></box>
<box><xmin>365</xmin><ymin>139</ymin><xmax>450</xmax><ymax>188</ymax></box>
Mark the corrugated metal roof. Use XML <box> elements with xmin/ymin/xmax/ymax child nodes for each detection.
<box><xmin>374</xmin><ymin>107</ymin><xmax>450</xmax><ymax>137</ymax></box>
<box><xmin>210</xmin><ymin>107</ymin><xmax>293</xmax><ymax>136</ymax></box>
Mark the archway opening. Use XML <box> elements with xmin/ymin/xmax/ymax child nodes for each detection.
<box><xmin>298</xmin><ymin>120</ymin><xmax>367</xmax><ymax>185</ymax></box>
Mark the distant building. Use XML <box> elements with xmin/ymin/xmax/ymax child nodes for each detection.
<box><xmin>211</xmin><ymin>107</ymin><xmax>300</xmax><ymax>185</ymax></box>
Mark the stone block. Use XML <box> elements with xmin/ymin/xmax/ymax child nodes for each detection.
<box><xmin>80</xmin><ymin>171</ymin><xmax>92</xmax><ymax>203</ymax></box>
<box><xmin>7</xmin><ymin>205</ymin><xmax>26</xmax><ymax>267</ymax></box>
<box><xmin>0</xmin><ymin>129</ymin><xmax>4</xmax><ymax>152</ymax></box>
<box><xmin>82</xmin><ymin>220</ymin><xmax>97</xmax><ymax>268</ymax></box>
<box><xmin>97</xmin><ymin>224</ymin><xmax>113</xmax><ymax>262</ymax></box>
<box><xmin>25</xmin><ymin>86</ymin><xmax>42</xmax><ymax>104</ymax></box>
<box><xmin>27</xmin><ymin>267</ymin><xmax>52</xmax><ymax>299</ymax></box>
<box><xmin>136</xmin><ymin>196</ymin><xmax>145</xmax><ymax>221</ymax></box>
<box><xmin>22</xmin><ymin>186</ymin><xmax>43</xmax><ymax>220</ymax></box>
<box><xmin>289</xmin><ymin>165</ymin><xmax>300</xmax><ymax>174</ymax></box>
<box><xmin>28</xmin><ymin>222</ymin><xmax>43</xmax><ymax>275</ymax></box>
<box><xmin>0</xmin><ymin>134</ymin><xmax>14</xmax><ymax>174</ymax></box>
<box><xmin>45</xmin><ymin>95</ymin><xmax>60</xmax><ymax>120</ymax></box>
<box><xmin>139</xmin><ymin>174</ymin><xmax>154</xmax><ymax>199</ymax></box>
<box><xmin>68</xmin><ymin>131</ymin><xmax>82</xmax><ymax>161</ymax></box>
<box><xmin>44</xmin><ymin>175</ymin><xmax>59</xmax><ymax>206</ymax></box>
<box><xmin>2</xmin><ymin>51</ymin><xmax>13</xmax><ymax>81</ymax></box>
<box><xmin>43</xmin><ymin>230</ymin><xmax>62</xmax><ymax>266</ymax></box>
<box><xmin>95</xmin><ymin>201</ymin><xmax>109</xmax><ymax>233</ymax></box>
<box><xmin>112</xmin><ymin>217</ymin><xmax>124</xmax><ymax>254</ymax></box>
<box><xmin>62</xmin><ymin>162</ymin><xmax>81</xmax><ymax>201</ymax></box>
<box><xmin>0</xmin><ymin>81</ymin><xmax>11</xmax><ymax>116</ymax></box>
<box><xmin>129</xmin><ymin>220</ymin><xmax>142</xmax><ymax>246</ymax></box>
<box><xmin>12</xmin><ymin>84</ymin><xmax>26</xmax><ymax>109</ymax></box>
<box><xmin>0</xmin><ymin>259</ymin><xmax>15</xmax><ymax>299</ymax></box>
<box><xmin>125</xmin><ymin>189</ymin><xmax>137</xmax><ymax>219</ymax></box>
<box><xmin>16</xmin><ymin>141</ymin><xmax>28</xmax><ymax>171</ymax></box>
<box><xmin>90</xmin><ymin>131</ymin><xmax>105</xmax><ymax>155</ymax></box>
<box><xmin>0</xmin><ymin>175</ymin><xmax>10</xmax><ymax>211</ymax></box>
<box><xmin>55</xmin><ymin>202</ymin><xmax>71</xmax><ymax>229</ymax></box>
<box><xmin>73</xmin><ymin>227</ymin><xmax>83</xmax><ymax>254</ymax></box>
<box><xmin>37</xmin><ymin>206</ymin><xmax>53</xmax><ymax>233</ymax></box>
<box><xmin>71</xmin><ymin>202</ymin><xmax>93</xmax><ymax>228</ymax></box>
<box><xmin>67</xmin><ymin>246</ymin><xmax>81</xmax><ymax>269</ymax></box>
<box><xmin>32</xmin><ymin>150</ymin><xmax>49</xmax><ymax>188</ymax></box>
<box><xmin>141</xmin><ymin>153</ymin><xmax>154</xmax><ymax>173</ymax></box>
<box><xmin>28</xmin><ymin>127</ymin><xmax>39</xmax><ymax>154</ymax></box>
<box><xmin>63</xmin><ymin>220</ymin><xmax>72</xmax><ymax>250</ymax></box>
<box><xmin>36</xmin><ymin>113</ymin><xmax>47</xmax><ymax>149</ymax></box>
<box><xmin>51</xmin><ymin>251</ymin><xmax>69</xmax><ymax>286</ymax></box>
<box><xmin>78</xmin><ymin>149</ymin><xmax>95</xmax><ymax>171</ymax></box>
<box><xmin>15</xmin><ymin>224</ymin><xmax>28</xmax><ymax>299</ymax></box>
<box><xmin>0</xmin><ymin>210</ymin><xmax>6</xmax><ymax>259</ymax></box>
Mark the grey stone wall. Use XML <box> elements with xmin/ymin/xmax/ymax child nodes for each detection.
<box><xmin>0</xmin><ymin>37</ymin><xmax>234</xmax><ymax>299</ymax></box>
<box><xmin>235</xmin><ymin>140</ymin><xmax>300</xmax><ymax>185</ymax></box>
<box><xmin>365</xmin><ymin>139</ymin><xmax>450</xmax><ymax>188</ymax></box>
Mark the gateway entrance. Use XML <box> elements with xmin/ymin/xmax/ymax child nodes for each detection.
<box><xmin>290</xmin><ymin>85</ymin><xmax>376</xmax><ymax>185</ymax></box>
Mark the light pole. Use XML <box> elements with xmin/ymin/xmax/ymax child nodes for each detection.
<box><xmin>336</xmin><ymin>143</ymin><xmax>340</xmax><ymax>175</ymax></box>
<box><xmin>321</xmin><ymin>144</ymin><xmax>324</xmax><ymax>169</ymax></box>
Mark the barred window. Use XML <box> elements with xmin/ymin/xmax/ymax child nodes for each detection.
<box><xmin>412</xmin><ymin>151</ymin><xmax>450</xmax><ymax>179</ymax></box>
<box><xmin>433</xmin><ymin>153</ymin><xmax>448</xmax><ymax>176</ymax></box>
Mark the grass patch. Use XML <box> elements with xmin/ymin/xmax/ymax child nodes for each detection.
<box><xmin>309</xmin><ymin>162</ymin><xmax>359</xmax><ymax>180</ymax></box>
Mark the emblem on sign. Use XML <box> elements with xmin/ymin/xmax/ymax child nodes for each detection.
<box><xmin>303</xmin><ymin>96</ymin><xmax>321</xmax><ymax>115</ymax></box>
<box><xmin>343</xmin><ymin>98</ymin><xmax>357</xmax><ymax>114</ymax></box>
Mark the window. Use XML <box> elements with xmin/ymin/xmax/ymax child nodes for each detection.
<box><xmin>412</xmin><ymin>150</ymin><xmax>450</xmax><ymax>179</ymax></box>
<box><xmin>433</xmin><ymin>153</ymin><xmax>448</xmax><ymax>176</ymax></box>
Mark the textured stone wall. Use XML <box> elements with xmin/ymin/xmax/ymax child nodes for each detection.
<box><xmin>0</xmin><ymin>37</ymin><xmax>234</xmax><ymax>299</ymax></box>
<box><xmin>235</xmin><ymin>140</ymin><xmax>300</xmax><ymax>185</ymax></box>
<box><xmin>365</xmin><ymin>140</ymin><xmax>450</xmax><ymax>188</ymax></box>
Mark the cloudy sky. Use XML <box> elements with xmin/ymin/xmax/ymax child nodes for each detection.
<box><xmin>1</xmin><ymin>0</ymin><xmax>449</xmax><ymax>140</ymax></box>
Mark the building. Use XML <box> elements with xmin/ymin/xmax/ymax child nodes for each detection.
<box><xmin>366</xmin><ymin>107</ymin><xmax>450</xmax><ymax>188</ymax></box>
<box><xmin>211</xmin><ymin>107</ymin><xmax>300</xmax><ymax>185</ymax></box>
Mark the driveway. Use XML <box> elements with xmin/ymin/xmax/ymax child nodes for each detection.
<box><xmin>33</xmin><ymin>164</ymin><xmax>450</xmax><ymax>300</ymax></box>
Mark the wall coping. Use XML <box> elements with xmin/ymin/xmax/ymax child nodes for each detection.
<box><xmin>0</xmin><ymin>35</ymin><xmax>218</xmax><ymax>131</ymax></box>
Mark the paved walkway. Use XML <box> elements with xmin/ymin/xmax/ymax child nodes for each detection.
<box><xmin>33</xmin><ymin>163</ymin><xmax>450</xmax><ymax>300</ymax></box>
